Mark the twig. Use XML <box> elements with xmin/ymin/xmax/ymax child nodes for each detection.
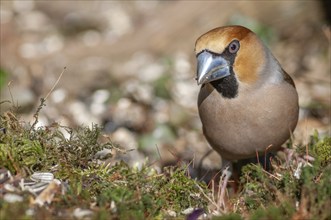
<box><xmin>255</xmin><ymin>149</ymin><xmax>260</xmax><ymax>165</ymax></box>
<box><xmin>252</xmin><ymin>163</ymin><xmax>281</xmax><ymax>181</ymax></box>
<box><xmin>195</xmin><ymin>181</ymin><xmax>219</xmax><ymax>209</ymax></box>
<box><xmin>30</xmin><ymin>67</ymin><xmax>66</xmax><ymax>131</ymax></box>
<box><xmin>44</xmin><ymin>67</ymin><xmax>66</xmax><ymax>101</ymax></box>
<box><xmin>264</xmin><ymin>144</ymin><xmax>272</xmax><ymax>170</ymax></box>
<box><xmin>155</xmin><ymin>144</ymin><xmax>163</xmax><ymax>162</ymax></box>
<box><xmin>7</xmin><ymin>81</ymin><xmax>14</xmax><ymax>105</ymax></box>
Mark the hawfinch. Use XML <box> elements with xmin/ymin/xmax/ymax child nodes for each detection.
<box><xmin>195</xmin><ymin>25</ymin><xmax>299</xmax><ymax>163</ymax></box>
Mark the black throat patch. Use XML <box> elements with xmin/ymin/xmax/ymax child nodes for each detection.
<box><xmin>210</xmin><ymin>72</ymin><xmax>238</xmax><ymax>99</ymax></box>
<box><xmin>210</xmin><ymin>44</ymin><xmax>239</xmax><ymax>99</ymax></box>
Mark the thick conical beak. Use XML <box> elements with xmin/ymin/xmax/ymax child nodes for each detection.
<box><xmin>196</xmin><ymin>51</ymin><xmax>230</xmax><ymax>85</ymax></box>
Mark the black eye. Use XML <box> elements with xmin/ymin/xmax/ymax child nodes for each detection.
<box><xmin>229</xmin><ymin>40</ymin><xmax>240</xmax><ymax>53</ymax></box>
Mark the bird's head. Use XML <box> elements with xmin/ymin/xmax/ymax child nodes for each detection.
<box><xmin>195</xmin><ymin>25</ymin><xmax>270</xmax><ymax>98</ymax></box>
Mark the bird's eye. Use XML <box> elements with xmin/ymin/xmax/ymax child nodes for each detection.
<box><xmin>229</xmin><ymin>40</ymin><xmax>240</xmax><ymax>53</ymax></box>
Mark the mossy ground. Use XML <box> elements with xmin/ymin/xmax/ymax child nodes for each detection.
<box><xmin>0</xmin><ymin>101</ymin><xmax>330</xmax><ymax>219</ymax></box>
<box><xmin>0</xmin><ymin>102</ymin><xmax>209</xmax><ymax>219</ymax></box>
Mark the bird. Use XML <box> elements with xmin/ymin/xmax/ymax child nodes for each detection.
<box><xmin>194</xmin><ymin>25</ymin><xmax>299</xmax><ymax>205</ymax></box>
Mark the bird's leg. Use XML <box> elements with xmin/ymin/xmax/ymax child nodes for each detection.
<box><xmin>217</xmin><ymin>160</ymin><xmax>232</xmax><ymax>210</ymax></box>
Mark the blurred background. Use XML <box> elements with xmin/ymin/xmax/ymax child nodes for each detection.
<box><xmin>0</xmin><ymin>1</ymin><xmax>330</xmax><ymax>172</ymax></box>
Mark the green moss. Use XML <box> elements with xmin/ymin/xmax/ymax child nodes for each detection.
<box><xmin>0</xmin><ymin>203</ymin><xmax>31</xmax><ymax>220</ymax></box>
<box><xmin>313</xmin><ymin>136</ymin><xmax>331</xmax><ymax>166</ymax></box>
<box><xmin>250</xmin><ymin>204</ymin><xmax>294</xmax><ymax>220</ymax></box>
<box><xmin>240</xmin><ymin>164</ymin><xmax>275</xmax><ymax>210</ymax></box>
<box><xmin>0</xmin><ymin>107</ymin><xmax>115</xmax><ymax>176</ymax></box>
<box><xmin>0</xmin><ymin>112</ymin><xmax>46</xmax><ymax>175</ymax></box>
<box><xmin>237</xmin><ymin>132</ymin><xmax>331</xmax><ymax>219</ymax></box>
<box><xmin>212</xmin><ymin>213</ymin><xmax>243</xmax><ymax>220</ymax></box>
<box><xmin>0</xmin><ymin>103</ymin><xmax>209</xmax><ymax>219</ymax></box>
<box><xmin>298</xmin><ymin>163</ymin><xmax>331</xmax><ymax>220</ymax></box>
<box><xmin>0</xmin><ymin>68</ymin><xmax>7</xmax><ymax>90</ymax></box>
<box><xmin>300</xmin><ymin>131</ymin><xmax>331</xmax><ymax>166</ymax></box>
<box><xmin>1</xmin><ymin>98</ymin><xmax>330</xmax><ymax>220</ymax></box>
<box><xmin>157</xmin><ymin>166</ymin><xmax>209</xmax><ymax>213</ymax></box>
